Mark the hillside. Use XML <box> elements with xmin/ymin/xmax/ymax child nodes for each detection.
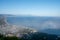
<box><xmin>0</xmin><ymin>32</ymin><xmax>60</xmax><ymax>40</ymax></box>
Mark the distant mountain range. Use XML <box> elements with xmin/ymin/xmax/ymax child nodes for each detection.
<box><xmin>0</xmin><ymin>14</ymin><xmax>12</xmax><ymax>16</ymax></box>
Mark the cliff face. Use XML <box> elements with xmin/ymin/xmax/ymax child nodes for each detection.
<box><xmin>0</xmin><ymin>15</ymin><xmax>8</xmax><ymax>27</ymax></box>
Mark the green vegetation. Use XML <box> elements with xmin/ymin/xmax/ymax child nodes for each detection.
<box><xmin>0</xmin><ymin>34</ymin><xmax>20</xmax><ymax>40</ymax></box>
<box><xmin>0</xmin><ymin>32</ymin><xmax>60</xmax><ymax>40</ymax></box>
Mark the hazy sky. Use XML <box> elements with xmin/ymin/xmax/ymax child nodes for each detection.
<box><xmin>0</xmin><ymin>0</ymin><xmax>60</xmax><ymax>16</ymax></box>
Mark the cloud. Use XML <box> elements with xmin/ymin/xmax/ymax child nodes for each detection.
<box><xmin>0</xmin><ymin>9</ymin><xmax>60</xmax><ymax>17</ymax></box>
<box><xmin>41</xmin><ymin>21</ymin><xmax>60</xmax><ymax>29</ymax></box>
